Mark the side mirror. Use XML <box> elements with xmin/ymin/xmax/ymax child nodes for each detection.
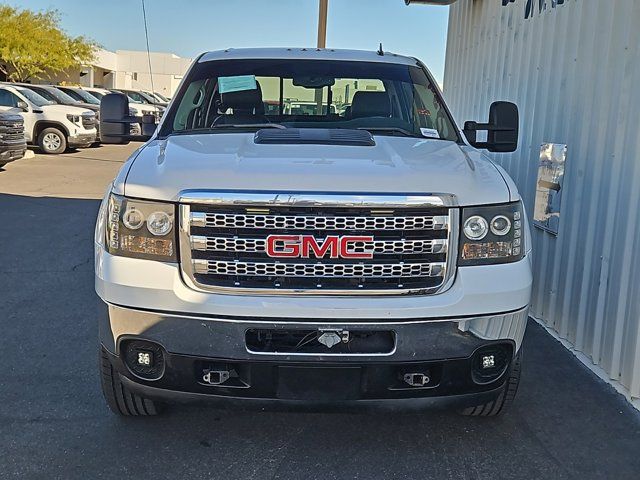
<box><xmin>17</xmin><ymin>100</ymin><xmax>29</xmax><ymax>111</ymax></box>
<box><xmin>463</xmin><ymin>101</ymin><xmax>519</xmax><ymax>153</ymax></box>
<box><xmin>99</xmin><ymin>93</ymin><xmax>153</xmax><ymax>144</ymax></box>
<box><xmin>141</xmin><ymin>114</ymin><xmax>157</xmax><ymax>137</ymax></box>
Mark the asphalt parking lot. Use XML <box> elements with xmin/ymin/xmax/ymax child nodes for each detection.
<box><xmin>1</xmin><ymin>145</ymin><xmax>640</xmax><ymax>480</ymax></box>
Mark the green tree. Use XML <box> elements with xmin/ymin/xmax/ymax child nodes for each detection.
<box><xmin>0</xmin><ymin>5</ymin><xmax>97</xmax><ymax>82</ymax></box>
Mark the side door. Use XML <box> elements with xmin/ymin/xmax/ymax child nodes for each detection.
<box><xmin>0</xmin><ymin>88</ymin><xmax>34</xmax><ymax>142</ymax></box>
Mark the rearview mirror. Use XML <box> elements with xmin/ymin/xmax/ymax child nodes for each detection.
<box><xmin>99</xmin><ymin>93</ymin><xmax>154</xmax><ymax>144</ymax></box>
<box><xmin>292</xmin><ymin>76</ymin><xmax>335</xmax><ymax>89</ymax></box>
<box><xmin>463</xmin><ymin>101</ymin><xmax>519</xmax><ymax>153</ymax></box>
<box><xmin>16</xmin><ymin>100</ymin><xmax>28</xmax><ymax>111</ymax></box>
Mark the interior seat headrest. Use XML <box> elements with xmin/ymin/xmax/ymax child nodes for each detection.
<box><xmin>219</xmin><ymin>83</ymin><xmax>263</xmax><ymax>112</ymax></box>
<box><xmin>350</xmin><ymin>91</ymin><xmax>391</xmax><ymax>119</ymax></box>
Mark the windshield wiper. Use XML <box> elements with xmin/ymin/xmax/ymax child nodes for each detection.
<box><xmin>171</xmin><ymin>123</ymin><xmax>287</xmax><ymax>136</ymax></box>
<box><xmin>357</xmin><ymin>127</ymin><xmax>420</xmax><ymax>138</ymax></box>
<box><xmin>212</xmin><ymin>123</ymin><xmax>287</xmax><ymax>130</ymax></box>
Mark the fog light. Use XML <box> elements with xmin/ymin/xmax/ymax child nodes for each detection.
<box><xmin>136</xmin><ymin>351</ymin><xmax>153</xmax><ymax>366</ymax></box>
<box><xmin>472</xmin><ymin>344</ymin><xmax>512</xmax><ymax>384</ymax></box>
<box><xmin>123</xmin><ymin>340</ymin><xmax>165</xmax><ymax>380</ymax></box>
<box><xmin>482</xmin><ymin>355</ymin><xmax>495</xmax><ymax>369</ymax></box>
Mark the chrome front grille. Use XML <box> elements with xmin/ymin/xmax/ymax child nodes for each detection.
<box><xmin>0</xmin><ymin>122</ymin><xmax>24</xmax><ymax>144</ymax></box>
<box><xmin>179</xmin><ymin>192</ymin><xmax>458</xmax><ymax>295</ymax></box>
<box><xmin>0</xmin><ymin>132</ymin><xmax>25</xmax><ymax>142</ymax></box>
<box><xmin>191</xmin><ymin>235</ymin><xmax>448</xmax><ymax>255</ymax></box>
<box><xmin>191</xmin><ymin>212</ymin><xmax>448</xmax><ymax>231</ymax></box>
<box><xmin>193</xmin><ymin>260</ymin><xmax>445</xmax><ymax>278</ymax></box>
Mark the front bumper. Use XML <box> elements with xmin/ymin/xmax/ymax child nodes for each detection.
<box><xmin>0</xmin><ymin>145</ymin><xmax>26</xmax><ymax>163</ymax></box>
<box><xmin>68</xmin><ymin>132</ymin><xmax>97</xmax><ymax>147</ymax></box>
<box><xmin>0</xmin><ymin>138</ymin><xmax>27</xmax><ymax>162</ymax></box>
<box><xmin>100</xmin><ymin>303</ymin><xmax>527</xmax><ymax>409</ymax></box>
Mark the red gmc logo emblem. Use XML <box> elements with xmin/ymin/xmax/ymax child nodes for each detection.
<box><xmin>266</xmin><ymin>235</ymin><xmax>374</xmax><ymax>259</ymax></box>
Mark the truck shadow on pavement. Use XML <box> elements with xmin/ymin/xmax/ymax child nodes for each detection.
<box><xmin>1</xmin><ymin>192</ymin><xmax>639</xmax><ymax>480</ymax></box>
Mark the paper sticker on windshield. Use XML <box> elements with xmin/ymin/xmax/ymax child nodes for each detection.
<box><xmin>420</xmin><ymin>128</ymin><xmax>440</xmax><ymax>139</ymax></box>
<box><xmin>218</xmin><ymin>75</ymin><xmax>257</xmax><ymax>94</ymax></box>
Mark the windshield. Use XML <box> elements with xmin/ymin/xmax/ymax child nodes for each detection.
<box><xmin>153</xmin><ymin>92</ymin><xmax>169</xmax><ymax>102</ymax></box>
<box><xmin>85</xmin><ymin>90</ymin><xmax>105</xmax><ymax>101</ymax></box>
<box><xmin>118</xmin><ymin>90</ymin><xmax>145</xmax><ymax>103</ymax></box>
<box><xmin>164</xmin><ymin>59</ymin><xmax>459</xmax><ymax>141</ymax></box>
<box><xmin>30</xmin><ymin>87</ymin><xmax>80</xmax><ymax>105</ymax></box>
<box><xmin>15</xmin><ymin>87</ymin><xmax>54</xmax><ymax>106</ymax></box>
<box><xmin>138</xmin><ymin>91</ymin><xmax>158</xmax><ymax>103</ymax></box>
<box><xmin>68</xmin><ymin>88</ymin><xmax>100</xmax><ymax>105</ymax></box>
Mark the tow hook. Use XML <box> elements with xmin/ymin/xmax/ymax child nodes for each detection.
<box><xmin>202</xmin><ymin>369</ymin><xmax>230</xmax><ymax>385</ymax></box>
<box><xmin>403</xmin><ymin>372</ymin><xmax>430</xmax><ymax>387</ymax></box>
<box><xmin>317</xmin><ymin>329</ymin><xmax>350</xmax><ymax>348</ymax></box>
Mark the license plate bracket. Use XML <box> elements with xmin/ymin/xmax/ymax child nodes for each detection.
<box><xmin>276</xmin><ymin>366</ymin><xmax>361</xmax><ymax>401</ymax></box>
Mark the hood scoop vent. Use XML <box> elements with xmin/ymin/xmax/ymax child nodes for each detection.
<box><xmin>254</xmin><ymin>128</ymin><xmax>375</xmax><ymax>147</ymax></box>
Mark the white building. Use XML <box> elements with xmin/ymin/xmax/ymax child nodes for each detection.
<box><xmin>44</xmin><ymin>48</ymin><xmax>192</xmax><ymax>97</ymax></box>
<box><xmin>108</xmin><ymin>50</ymin><xmax>193</xmax><ymax>97</ymax></box>
<box><xmin>439</xmin><ymin>0</ymin><xmax>640</xmax><ymax>409</ymax></box>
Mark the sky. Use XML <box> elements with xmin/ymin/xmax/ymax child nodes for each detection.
<box><xmin>9</xmin><ymin>0</ymin><xmax>451</xmax><ymax>83</ymax></box>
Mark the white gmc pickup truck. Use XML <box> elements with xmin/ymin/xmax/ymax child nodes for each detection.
<box><xmin>95</xmin><ymin>48</ymin><xmax>532</xmax><ymax>417</ymax></box>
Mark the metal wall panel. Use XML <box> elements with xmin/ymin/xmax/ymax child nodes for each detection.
<box><xmin>443</xmin><ymin>0</ymin><xmax>640</xmax><ymax>401</ymax></box>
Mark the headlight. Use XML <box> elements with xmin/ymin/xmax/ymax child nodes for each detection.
<box><xmin>458</xmin><ymin>201</ymin><xmax>524</xmax><ymax>266</ymax></box>
<box><xmin>489</xmin><ymin>215</ymin><xmax>511</xmax><ymax>235</ymax></box>
<box><xmin>122</xmin><ymin>205</ymin><xmax>145</xmax><ymax>230</ymax></box>
<box><xmin>129</xmin><ymin>107</ymin><xmax>140</xmax><ymax>116</ymax></box>
<box><xmin>66</xmin><ymin>114</ymin><xmax>81</xmax><ymax>123</ymax></box>
<box><xmin>463</xmin><ymin>215</ymin><xmax>488</xmax><ymax>240</ymax></box>
<box><xmin>106</xmin><ymin>193</ymin><xmax>176</xmax><ymax>262</ymax></box>
<box><xmin>146</xmin><ymin>211</ymin><xmax>172</xmax><ymax>236</ymax></box>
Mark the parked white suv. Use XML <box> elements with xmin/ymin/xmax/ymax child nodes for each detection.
<box><xmin>0</xmin><ymin>84</ymin><xmax>96</xmax><ymax>154</ymax></box>
<box><xmin>96</xmin><ymin>48</ymin><xmax>532</xmax><ymax>417</ymax></box>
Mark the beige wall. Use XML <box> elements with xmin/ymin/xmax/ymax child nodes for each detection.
<box><xmin>35</xmin><ymin>48</ymin><xmax>192</xmax><ymax>96</ymax></box>
<box><xmin>112</xmin><ymin>50</ymin><xmax>192</xmax><ymax>96</ymax></box>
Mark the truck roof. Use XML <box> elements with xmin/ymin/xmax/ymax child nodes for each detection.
<box><xmin>198</xmin><ymin>48</ymin><xmax>419</xmax><ymax>66</ymax></box>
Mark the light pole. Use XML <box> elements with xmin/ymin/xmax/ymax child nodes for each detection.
<box><xmin>315</xmin><ymin>0</ymin><xmax>329</xmax><ymax>112</ymax></box>
<box><xmin>317</xmin><ymin>0</ymin><xmax>329</xmax><ymax>48</ymax></box>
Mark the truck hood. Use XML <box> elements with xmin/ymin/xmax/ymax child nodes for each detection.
<box><xmin>40</xmin><ymin>104</ymin><xmax>94</xmax><ymax>116</ymax></box>
<box><xmin>123</xmin><ymin>133</ymin><xmax>511</xmax><ymax>206</ymax></box>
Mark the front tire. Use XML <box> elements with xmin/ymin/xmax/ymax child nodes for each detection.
<box><xmin>99</xmin><ymin>347</ymin><xmax>163</xmax><ymax>416</ymax></box>
<box><xmin>459</xmin><ymin>349</ymin><xmax>522</xmax><ymax>417</ymax></box>
<box><xmin>37</xmin><ymin>127</ymin><xmax>67</xmax><ymax>154</ymax></box>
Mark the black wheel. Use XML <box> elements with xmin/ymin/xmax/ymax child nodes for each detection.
<box><xmin>99</xmin><ymin>347</ymin><xmax>163</xmax><ymax>416</ymax></box>
<box><xmin>459</xmin><ymin>349</ymin><xmax>522</xmax><ymax>417</ymax></box>
<box><xmin>37</xmin><ymin>127</ymin><xmax>67</xmax><ymax>154</ymax></box>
